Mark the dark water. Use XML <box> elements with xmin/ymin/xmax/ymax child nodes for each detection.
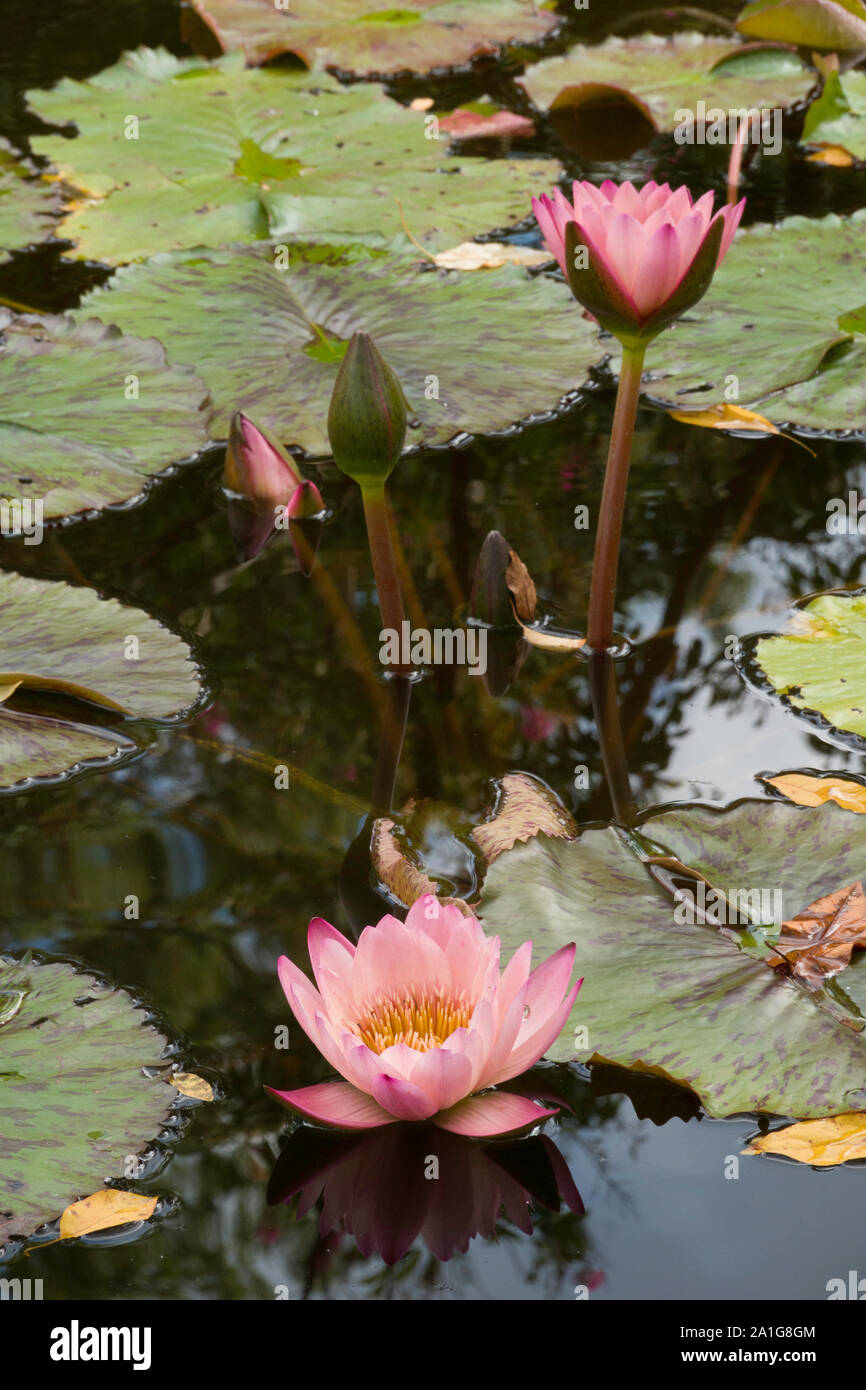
<box><xmin>1</xmin><ymin>0</ymin><xmax>865</xmax><ymax>1300</ymax></box>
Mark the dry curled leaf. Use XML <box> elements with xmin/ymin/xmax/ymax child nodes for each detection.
<box><xmin>767</xmin><ymin>881</ymin><xmax>866</xmax><ymax>985</ymax></box>
<box><xmin>762</xmin><ymin>771</ymin><xmax>866</xmax><ymax>812</ymax></box>
<box><xmin>472</xmin><ymin>772</ymin><xmax>576</xmax><ymax>866</ymax></box>
<box><xmin>169</xmin><ymin>1071</ymin><xmax>214</xmax><ymax>1102</ymax></box>
<box><xmin>744</xmin><ymin>1112</ymin><xmax>866</xmax><ymax>1165</ymax></box>
<box><xmin>432</xmin><ymin>241</ymin><xmax>550</xmax><ymax>271</ymax></box>
<box><xmin>370</xmin><ymin>816</ymin><xmax>471</xmax><ymax>914</ymax></box>
<box><xmin>59</xmin><ymin>1188</ymin><xmax>158</xmax><ymax>1239</ymax></box>
<box><xmin>512</xmin><ymin>615</ymin><xmax>585</xmax><ymax>652</ymax></box>
<box><xmin>505</xmin><ymin>549</ymin><xmax>537</xmax><ymax>624</ymax></box>
<box><xmin>669</xmin><ymin>403</ymin><xmax>780</xmax><ymax>434</ymax></box>
<box><xmin>0</xmin><ymin>680</ymin><xmax>21</xmax><ymax>704</ymax></box>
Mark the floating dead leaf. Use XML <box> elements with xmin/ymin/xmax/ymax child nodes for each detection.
<box><xmin>438</xmin><ymin>108</ymin><xmax>536</xmax><ymax>140</ymax></box>
<box><xmin>669</xmin><ymin>403</ymin><xmax>781</xmax><ymax>434</ymax></box>
<box><xmin>766</xmin><ymin>881</ymin><xmax>866</xmax><ymax>985</ymax></box>
<box><xmin>744</xmin><ymin>1112</ymin><xmax>866</xmax><ymax>1165</ymax></box>
<box><xmin>513</xmin><ymin>615</ymin><xmax>585</xmax><ymax>652</ymax></box>
<box><xmin>370</xmin><ymin>816</ymin><xmax>473</xmax><ymax>914</ymax></box>
<box><xmin>762</xmin><ymin>771</ymin><xmax>866</xmax><ymax>812</ymax></box>
<box><xmin>409</xmin><ymin>97</ymin><xmax>434</xmax><ymax>112</ymax></box>
<box><xmin>472</xmin><ymin>772</ymin><xmax>576</xmax><ymax>866</ymax></box>
<box><xmin>505</xmin><ymin>549</ymin><xmax>537</xmax><ymax>623</ymax></box>
<box><xmin>806</xmin><ymin>143</ymin><xmax>855</xmax><ymax>165</ymax></box>
<box><xmin>0</xmin><ymin>680</ymin><xmax>21</xmax><ymax>704</ymax></box>
<box><xmin>432</xmin><ymin>241</ymin><xmax>550</xmax><ymax>271</ymax></box>
<box><xmin>59</xmin><ymin>1188</ymin><xmax>158</xmax><ymax>1239</ymax></box>
<box><xmin>169</xmin><ymin>1071</ymin><xmax>214</xmax><ymax>1102</ymax></box>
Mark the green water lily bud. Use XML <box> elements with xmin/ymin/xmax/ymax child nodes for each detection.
<box><xmin>327</xmin><ymin>332</ymin><xmax>407</xmax><ymax>487</ymax></box>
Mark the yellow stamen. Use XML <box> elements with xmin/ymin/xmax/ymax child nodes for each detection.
<box><xmin>351</xmin><ymin>987</ymin><xmax>472</xmax><ymax>1054</ymax></box>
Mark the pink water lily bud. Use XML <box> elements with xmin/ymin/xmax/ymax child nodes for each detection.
<box><xmin>224</xmin><ymin>411</ymin><xmax>302</xmax><ymax>500</ymax></box>
<box><xmin>532</xmin><ymin>180</ymin><xmax>745</xmax><ymax>347</ymax></box>
<box><xmin>268</xmin><ymin>894</ymin><xmax>581</xmax><ymax>1137</ymax></box>
<box><xmin>287</xmin><ymin>478</ymin><xmax>325</xmax><ymax>520</ymax></box>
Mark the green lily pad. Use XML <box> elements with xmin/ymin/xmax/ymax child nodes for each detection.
<box><xmin>0</xmin><ymin>570</ymin><xmax>204</xmax><ymax>790</ymax></box>
<box><xmin>643</xmin><ymin>212</ymin><xmax>866</xmax><ymax>434</ymax></box>
<box><xmin>741</xmin><ymin>589</ymin><xmax>866</xmax><ymax>751</ymax></box>
<box><xmin>519</xmin><ymin>32</ymin><xmax>813</xmax><ymax>131</ymax></box>
<box><xmin>0</xmin><ymin>953</ymin><xmax>176</xmax><ymax>1242</ymax></box>
<box><xmin>737</xmin><ymin>0</ymin><xmax>866</xmax><ymax>51</ymax></box>
<box><xmin>0</xmin><ymin>310</ymin><xmax>210</xmax><ymax>521</ymax></box>
<box><xmin>480</xmin><ymin>798</ymin><xmax>866</xmax><ymax>1118</ymax></box>
<box><xmin>25</xmin><ymin>49</ymin><xmax>561</xmax><ymax>265</ymax></box>
<box><xmin>0</xmin><ymin>140</ymin><xmax>61</xmax><ymax>264</ymax></box>
<box><xmin>802</xmin><ymin>69</ymin><xmax>866</xmax><ymax>160</ymax></box>
<box><xmin>76</xmin><ymin>245</ymin><xmax>605</xmax><ymax>454</ymax></box>
<box><xmin>184</xmin><ymin>0</ymin><xmax>560</xmax><ymax>76</ymax></box>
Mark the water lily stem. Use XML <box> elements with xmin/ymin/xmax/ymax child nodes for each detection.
<box><xmin>586</xmin><ymin>342</ymin><xmax>647</xmax><ymax>652</ymax></box>
<box><xmin>362</xmin><ymin>483</ymin><xmax>408</xmax><ymax>672</ymax></box>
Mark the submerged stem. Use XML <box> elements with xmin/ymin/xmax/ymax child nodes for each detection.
<box><xmin>586</xmin><ymin>342</ymin><xmax>647</xmax><ymax>652</ymax></box>
<box><xmin>361</xmin><ymin>483</ymin><xmax>407</xmax><ymax>671</ymax></box>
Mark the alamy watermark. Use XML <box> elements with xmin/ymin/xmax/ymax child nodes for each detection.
<box><xmin>0</xmin><ymin>497</ymin><xmax>43</xmax><ymax>545</ymax></box>
<box><xmin>674</xmin><ymin>882</ymin><xmax>783</xmax><ymax>926</ymax></box>
<box><xmin>673</xmin><ymin>104</ymin><xmax>782</xmax><ymax>156</ymax></box>
<box><xmin>379</xmin><ymin>622</ymin><xmax>487</xmax><ymax>675</ymax></box>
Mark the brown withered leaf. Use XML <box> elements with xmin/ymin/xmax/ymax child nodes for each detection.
<box><xmin>59</xmin><ymin>1188</ymin><xmax>158</xmax><ymax>1239</ymax></box>
<box><xmin>169</xmin><ymin>1071</ymin><xmax>214</xmax><ymax>1102</ymax></box>
<box><xmin>505</xmin><ymin>550</ymin><xmax>537</xmax><ymax>624</ymax></box>
<box><xmin>767</xmin><ymin>881</ymin><xmax>866</xmax><ymax>985</ymax></box>
<box><xmin>432</xmin><ymin>241</ymin><xmax>550</xmax><ymax>271</ymax></box>
<box><xmin>472</xmin><ymin>772</ymin><xmax>576</xmax><ymax>866</ymax></box>
<box><xmin>763</xmin><ymin>771</ymin><xmax>866</xmax><ymax>812</ymax></box>
<box><xmin>370</xmin><ymin>817</ymin><xmax>472</xmax><ymax>914</ymax></box>
<box><xmin>438</xmin><ymin>108</ymin><xmax>536</xmax><ymax>140</ymax></box>
<box><xmin>744</xmin><ymin>1111</ymin><xmax>866</xmax><ymax>1166</ymax></box>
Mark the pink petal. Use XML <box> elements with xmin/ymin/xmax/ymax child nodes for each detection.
<box><xmin>266</xmin><ymin>1081</ymin><xmax>395</xmax><ymax>1129</ymax></box>
<box><xmin>493</xmin><ymin>977</ymin><xmax>582</xmax><ymax>1084</ymax></box>
<box><xmin>307</xmin><ymin>917</ymin><xmax>355</xmax><ymax>1017</ymax></box>
<box><xmin>716</xmin><ymin>199</ymin><xmax>745</xmax><ymax>264</ymax></box>
<box><xmin>521</xmin><ymin>943</ymin><xmax>578</xmax><ymax>1038</ymax></box>
<box><xmin>603</xmin><ymin>211</ymin><xmax>645</xmax><ymax>295</ymax></box>
<box><xmin>610</xmin><ymin>180</ymin><xmax>642</xmax><ymax>217</ymax></box>
<box><xmin>632</xmin><ymin>220</ymin><xmax>683</xmax><ymax>317</ymax></box>
<box><xmin>664</xmin><ymin>185</ymin><xmax>694</xmax><ymax>222</ymax></box>
<box><xmin>532</xmin><ymin>195</ymin><xmax>567</xmax><ymax>274</ymax></box>
<box><xmin>352</xmin><ymin>915</ymin><xmax>451</xmax><ymax>1004</ymax></box>
<box><xmin>435</xmin><ymin>1091</ymin><xmax>559</xmax><ymax>1137</ymax></box>
<box><xmin>400</xmin><ymin>1045</ymin><xmax>475</xmax><ymax>1113</ymax></box>
<box><xmin>369</xmin><ymin>1071</ymin><xmax>438</xmax><ymax>1121</ymax></box>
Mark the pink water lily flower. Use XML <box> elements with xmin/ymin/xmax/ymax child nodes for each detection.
<box><xmin>532</xmin><ymin>179</ymin><xmax>745</xmax><ymax>345</ymax></box>
<box><xmin>268</xmin><ymin>894</ymin><xmax>581</xmax><ymax>1138</ymax></box>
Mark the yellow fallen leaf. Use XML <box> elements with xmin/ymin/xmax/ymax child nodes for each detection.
<box><xmin>513</xmin><ymin>615</ymin><xmax>586</xmax><ymax>652</ymax></box>
<box><xmin>432</xmin><ymin>241</ymin><xmax>551</xmax><ymax>271</ymax></box>
<box><xmin>743</xmin><ymin>1112</ymin><xmax>866</xmax><ymax>1165</ymax></box>
<box><xmin>169</xmin><ymin>1071</ymin><xmax>214</xmax><ymax>1101</ymax></box>
<box><xmin>669</xmin><ymin>404</ymin><xmax>780</xmax><ymax>434</ymax></box>
<box><xmin>806</xmin><ymin>144</ymin><xmax>855</xmax><ymax>167</ymax></box>
<box><xmin>0</xmin><ymin>681</ymin><xmax>21</xmax><ymax>704</ymax></box>
<box><xmin>763</xmin><ymin>771</ymin><xmax>866</xmax><ymax>813</ymax></box>
<box><xmin>59</xmin><ymin>1189</ymin><xmax>158</xmax><ymax>1239</ymax></box>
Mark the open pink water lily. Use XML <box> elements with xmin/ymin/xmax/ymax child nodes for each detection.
<box><xmin>532</xmin><ymin>179</ymin><xmax>745</xmax><ymax>345</ymax></box>
<box><xmin>268</xmin><ymin>894</ymin><xmax>581</xmax><ymax>1138</ymax></box>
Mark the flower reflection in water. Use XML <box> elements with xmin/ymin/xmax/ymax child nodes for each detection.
<box><xmin>267</xmin><ymin>1116</ymin><xmax>584</xmax><ymax>1265</ymax></box>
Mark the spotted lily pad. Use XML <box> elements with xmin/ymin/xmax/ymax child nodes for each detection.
<box><xmin>0</xmin><ymin>140</ymin><xmax>60</xmax><ymax>263</ymax></box>
<box><xmin>184</xmin><ymin>0</ymin><xmax>560</xmax><ymax>76</ymax></box>
<box><xmin>519</xmin><ymin>32</ymin><xmax>813</xmax><ymax>133</ymax></box>
<box><xmin>736</xmin><ymin>0</ymin><xmax>866</xmax><ymax>50</ymax></box>
<box><xmin>643</xmin><ymin>212</ymin><xmax>866</xmax><ymax>434</ymax></box>
<box><xmin>25</xmin><ymin>49</ymin><xmax>560</xmax><ymax>265</ymax></box>
<box><xmin>76</xmin><ymin>245</ymin><xmax>604</xmax><ymax>453</ymax></box>
<box><xmin>480</xmin><ymin>799</ymin><xmax>866</xmax><ymax>1118</ymax></box>
<box><xmin>0</xmin><ymin>954</ymin><xmax>176</xmax><ymax>1243</ymax></box>
<box><xmin>0</xmin><ymin>570</ymin><xmax>203</xmax><ymax>790</ymax></box>
<box><xmin>739</xmin><ymin>590</ymin><xmax>866</xmax><ymax>752</ymax></box>
<box><xmin>0</xmin><ymin>311</ymin><xmax>210</xmax><ymax>521</ymax></box>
